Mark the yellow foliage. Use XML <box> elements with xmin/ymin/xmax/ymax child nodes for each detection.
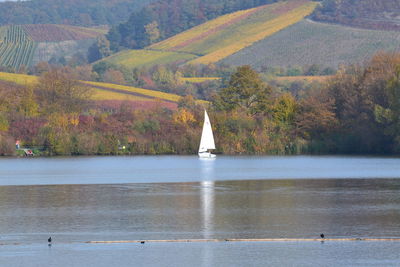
<box><xmin>0</xmin><ymin>113</ymin><xmax>9</xmax><ymax>132</ymax></box>
<box><xmin>69</xmin><ymin>113</ymin><xmax>80</xmax><ymax>127</ymax></box>
<box><xmin>47</xmin><ymin>113</ymin><xmax>83</xmax><ymax>129</ymax></box>
<box><xmin>273</xmin><ymin>93</ymin><xmax>297</xmax><ymax>123</ymax></box>
<box><xmin>98</xmin><ymin>113</ymin><xmax>108</xmax><ymax>124</ymax></box>
<box><xmin>173</xmin><ymin>108</ymin><xmax>196</xmax><ymax>124</ymax></box>
<box><xmin>48</xmin><ymin>113</ymin><xmax>69</xmax><ymax>130</ymax></box>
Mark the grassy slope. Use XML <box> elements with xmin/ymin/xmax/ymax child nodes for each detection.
<box><xmin>102</xmin><ymin>1</ymin><xmax>317</xmax><ymax>68</ymax></box>
<box><xmin>0</xmin><ymin>72</ymin><xmax>182</xmax><ymax>103</ymax></box>
<box><xmin>103</xmin><ymin>49</ymin><xmax>197</xmax><ymax>69</ymax></box>
<box><xmin>83</xmin><ymin>81</ymin><xmax>182</xmax><ymax>102</ymax></box>
<box><xmin>222</xmin><ymin>19</ymin><xmax>400</xmax><ymax>68</ymax></box>
<box><xmin>0</xmin><ymin>72</ymin><xmax>37</xmax><ymax>85</ymax></box>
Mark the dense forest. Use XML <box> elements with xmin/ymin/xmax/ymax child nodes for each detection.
<box><xmin>0</xmin><ymin>0</ymin><xmax>153</xmax><ymax>26</ymax></box>
<box><xmin>313</xmin><ymin>0</ymin><xmax>400</xmax><ymax>31</ymax></box>
<box><xmin>1</xmin><ymin>52</ymin><xmax>399</xmax><ymax>156</ymax></box>
<box><xmin>107</xmin><ymin>0</ymin><xmax>302</xmax><ymax>50</ymax></box>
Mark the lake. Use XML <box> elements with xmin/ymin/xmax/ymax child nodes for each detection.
<box><xmin>0</xmin><ymin>156</ymin><xmax>400</xmax><ymax>266</ymax></box>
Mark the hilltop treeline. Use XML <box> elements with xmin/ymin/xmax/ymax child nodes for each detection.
<box><xmin>107</xmin><ymin>0</ymin><xmax>290</xmax><ymax>50</ymax></box>
<box><xmin>1</xmin><ymin>52</ymin><xmax>400</xmax><ymax>156</ymax></box>
<box><xmin>0</xmin><ymin>0</ymin><xmax>153</xmax><ymax>26</ymax></box>
<box><xmin>313</xmin><ymin>0</ymin><xmax>400</xmax><ymax>31</ymax></box>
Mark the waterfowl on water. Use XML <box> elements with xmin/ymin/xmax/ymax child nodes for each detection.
<box><xmin>320</xmin><ymin>234</ymin><xmax>324</xmax><ymax>239</ymax></box>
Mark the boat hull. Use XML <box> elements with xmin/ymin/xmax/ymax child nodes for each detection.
<box><xmin>198</xmin><ymin>152</ymin><xmax>216</xmax><ymax>158</ymax></box>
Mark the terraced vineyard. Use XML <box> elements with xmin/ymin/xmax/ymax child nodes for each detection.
<box><xmin>23</xmin><ymin>24</ymin><xmax>107</xmax><ymax>42</ymax></box>
<box><xmin>222</xmin><ymin>19</ymin><xmax>400</xmax><ymax>68</ymax></box>
<box><xmin>155</xmin><ymin>0</ymin><xmax>317</xmax><ymax>65</ymax></box>
<box><xmin>0</xmin><ymin>25</ymin><xmax>36</xmax><ymax>70</ymax></box>
<box><xmin>102</xmin><ymin>0</ymin><xmax>317</xmax><ymax>68</ymax></box>
<box><xmin>0</xmin><ymin>24</ymin><xmax>105</xmax><ymax>70</ymax></box>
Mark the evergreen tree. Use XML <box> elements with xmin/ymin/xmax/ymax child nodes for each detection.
<box><xmin>87</xmin><ymin>36</ymin><xmax>111</xmax><ymax>63</ymax></box>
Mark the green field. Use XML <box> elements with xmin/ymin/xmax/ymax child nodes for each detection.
<box><xmin>222</xmin><ymin>19</ymin><xmax>400</xmax><ymax>68</ymax></box>
<box><xmin>102</xmin><ymin>0</ymin><xmax>317</xmax><ymax>68</ymax></box>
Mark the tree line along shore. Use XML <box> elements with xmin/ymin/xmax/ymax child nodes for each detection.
<box><xmin>1</xmin><ymin>52</ymin><xmax>400</xmax><ymax>156</ymax></box>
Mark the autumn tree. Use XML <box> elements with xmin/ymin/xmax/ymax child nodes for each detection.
<box><xmin>214</xmin><ymin>65</ymin><xmax>272</xmax><ymax>115</ymax></box>
<box><xmin>296</xmin><ymin>88</ymin><xmax>337</xmax><ymax>140</ymax></box>
<box><xmin>145</xmin><ymin>21</ymin><xmax>160</xmax><ymax>44</ymax></box>
<box><xmin>374</xmin><ymin>65</ymin><xmax>400</xmax><ymax>151</ymax></box>
<box><xmin>322</xmin><ymin>53</ymin><xmax>400</xmax><ymax>153</ymax></box>
<box><xmin>103</xmin><ymin>69</ymin><xmax>126</xmax><ymax>85</ymax></box>
<box><xmin>36</xmin><ymin>68</ymin><xmax>92</xmax><ymax>114</ymax></box>
<box><xmin>152</xmin><ymin>66</ymin><xmax>176</xmax><ymax>88</ymax></box>
<box><xmin>272</xmin><ymin>93</ymin><xmax>297</xmax><ymax>125</ymax></box>
<box><xmin>17</xmin><ymin>86</ymin><xmax>39</xmax><ymax>118</ymax></box>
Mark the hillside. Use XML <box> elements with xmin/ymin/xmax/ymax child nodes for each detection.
<box><xmin>0</xmin><ymin>25</ymin><xmax>106</xmax><ymax>70</ymax></box>
<box><xmin>312</xmin><ymin>0</ymin><xmax>400</xmax><ymax>31</ymax></box>
<box><xmin>102</xmin><ymin>0</ymin><xmax>317</xmax><ymax>68</ymax></box>
<box><xmin>0</xmin><ymin>0</ymin><xmax>154</xmax><ymax>26</ymax></box>
<box><xmin>0</xmin><ymin>72</ymin><xmax>182</xmax><ymax>106</ymax></box>
<box><xmin>108</xmin><ymin>0</ymin><xmax>282</xmax><ymax>50</ymax></box>
<box><xmin>222</xmin><ymin>19</ymin><xmax>400</xmax><ymax>69</ymax></box>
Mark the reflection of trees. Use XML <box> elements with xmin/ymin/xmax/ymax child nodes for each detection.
<box><xmin>0</xmin><ymin>184</ymin><xmax>91</xmax><ymax>233</ymax></box>
<box><xmin>1</xmin><ymin>178</ymin><xmax>399</xmax><ymax>242</ymax></box>
<box><xmin>209</xmin><ymin>180</ymin><xmax>336</xmax><ymax>239</ymax></box>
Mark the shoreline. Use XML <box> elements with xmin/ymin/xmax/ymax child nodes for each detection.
<box><xmin>4</xmin><ymin>151</ymin><xmax>400</xmax><ymax>158</ymax></box>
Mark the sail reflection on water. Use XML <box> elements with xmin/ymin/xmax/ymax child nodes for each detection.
<box><xmin>200</xmin><ymin>158</ymin><xmax>216</xmax><ymax>239</ymax></box>
<box><xmin>200</xmin><ymin>159</ymin><xmax>216</xmax><ymax>267</ymax></box>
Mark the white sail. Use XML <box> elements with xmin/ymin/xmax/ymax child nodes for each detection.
<box><xmin>199</xmin><ymin>110</ymin><xmax>215</xmax><ymax>153</ymax></box>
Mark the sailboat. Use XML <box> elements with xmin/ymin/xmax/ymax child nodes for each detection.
<box><xmin>198</xmin><ymin>110</ymin><xmax>216</xmax><ymax>158</ymax></box>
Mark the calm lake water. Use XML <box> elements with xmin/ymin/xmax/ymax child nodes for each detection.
<box><xmin>0</xmin><ymin>156</ymin><xmax>400</xmax><ymax>266</ymax></box>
